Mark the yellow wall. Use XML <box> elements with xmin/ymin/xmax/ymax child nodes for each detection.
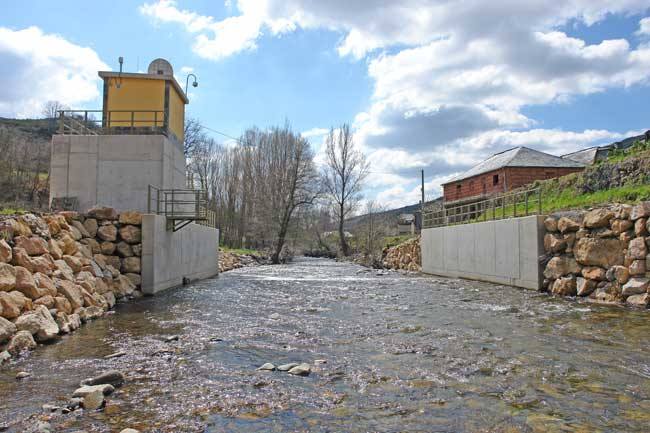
<box><xmin>105</xmin><ymin>77</ymin><xmax>165</xmax><ymax>129</ymax></box>
<box><xmin>168</xmin><ymin>85</ymin><xmax>185</xmax><ymax>143</ymax></box>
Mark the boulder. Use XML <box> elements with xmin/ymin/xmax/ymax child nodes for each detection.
<box><xmin>574</xmin><ymin>238</ymin><xmax>624</xmax><ymax>268</ymax></box>
<box><xmin>124</xmin><ymin>273</ymin><xmax>141</xmax><ymax>287</ymax></box>
<box><xmin>576</xmin><ymin>277</ymin><xmax>596</xmax><ymax>297</ymax></box>
<box><xmin>97</xmin><ymin>225</ymin><xmax>118</xmax><ymax>242</ymax></box>
<box><xmin>119</xmin><ymin>225</ymin><xmax>141</xmax><ymax>244</ymax></box>
<box><xmin>34</xmin><ymin>273</ymin><xmax>57</xmax><ymax>296</ymax></box>
<box><xmin>543</xmin><ymin>217</ymin><xmax>558</xmax><ymax>232</ymax></box>
<box><xmin>611</xmin><ymin>219</ymin><xmax>633</xmax><ymax>234</ymax></box>
<box><xmin>77</xmin><ymin>243</ymin><xmax>93</xmax><ymax>259</ymax></box>
<box><xmin>69</xmin><ymin>225</ymin><xmax>83</xmax><ymax>241</ymax></box>
<box><xmin>81</xmin><ymin>238</ymin><xmax>101</xmax><ymax>254</ymax></box>
<box><xmin>88</xmin><ymin>206</ymin><xmax>117</xmax><ymax>220</ymax></box>
<box><xmin>105</xmin><ymin>256</ymin><xmax>122</xmax><ymax>271</ymax></box>
<box><xmin>7</xmin><ymin>290</ymin><xmax>30</xmax><ymax>312</ymax></box>
<box><xmin>58</xmin><ymin>233</ymin><xmax>78</xmax><ymax>256</ymax></box>
<box><xmin>47</xmin><ymin>239</ymin><xmax>63</xmax><ymax>260</ymax></box>
<box><xmin>15</xmin><ymin>236</ymin><xmax>49</xmax><ymax>256</ymax></box>
<box><xmin>622</xmin><ymin>278</ymin><xmax>649</xmax><ymax>297</ymax></box>
<box><xmin>81</xmin><ymin>390</ymin><xmax>105</xmax><ymax>410</ymax></box>
<box><xmin>543</xmin><ymin>256</ymin><xmax>581</xmax><ymax>280</ymax></box>
<box><xmin>629</xmin><ymin>259</ymin><xmax>646</xmax><ymax>276</ymax></box>
<box><xmin>558</xmin><ymin>216</ymin><xmax>581</xmax><ymax>233</ymax></box>
<box><xmin>626</xmin><ymin>293</ymin><xmax>649</xmax><ymax>307</ymax></box>
<box><xmin>72</xmin><ymin>384</ymin><xmax>115</xmax><ymax>398</ymax></box>
<box><xmin>0</xmin><ymin>263</ymin><xmax>16</xmax><ymax>291</ymax></box>
<box><xmin>83</xmin><ymin>218</ymin><xmax>99</xmax><ymax>238</ymax></box>
<box><xmin>14</xmin><ymin>305</ymin><xmax>59</xmax><ymax>342</ymax></box>
<box><xmin>62</xmin><ymin>255</ymin><xmax>83</xmax><ymax>273</ymax></box>
<box><xmin>15</xmin><ymin>266</ymin><xmax>41</xmax><ymax>299</ymax></box>
<box><xmin>34</xmin><ymin>295</ymin><xmax>55</xmax><ymax>309</ymax></box>
<box><xmin>29</xmin><ymin>255</ymin><xmax>56</xmax><ymax>275</ymax></box>
<box><xmin>20</xmin><ymin>214</ymin><xmax>50</xmax><ymax>237</ymax></box>
<box><xmin>605</xmin><ymin>265</ymin><xmax>630</xmax><ymax>284</ymax></box>
<box><xmin>635</xmin><ymin>218</ymin><xmax>648</xmax><ymax>237</ymax></box>
<box><xmin>53</xmin><ymin>296</ymin><xmax>72</xmax><ymax>315</ymax></box>
<box><xmin>0</xmin><ymin>220</ymin><xmax>16</xmax><ymax>239</ymax></box>
<box><xmin>55</xmin><ymin>279</ymin><xmax>84</xmax><ymax>310</ymax></box>
<box><xmin>11</xmin><ymin>247</ymin><xmax>33</xmax><ymax>271</ymax></box>
<box><xmin>116</xmin><ymin>242</ymin><xmax>133</xmax><ymax>258</ymax></box>
<box><xmin>581</xmin><ymin>267</ymin><xmax>606</xmax><ymax>281</ymax></box>
<box><xmin>71</xmin><ymin>220</ymin><xmax>90</xmax><ymax>238</ymax></box>
<box><xmin>102</xmin><ymin>291</ymin><xmax>116</xmax><ymax>308</ymax></box>
<box><xmin>544</xmin><ymin>233</ymin><xmax>566</xmax><ymax>254</ymax></box>
<box><xmin>100</xmin><ymin>242</ymin><xmax>116</xmax><ymax>255</ymax></box>
<box><xmin>122</xmin><ymin>257</ymin><xmax>141</xmax><ymax>274</ymax></box>
<box><xmin>277</xmin><ymin>362</ymin><xmax>299</xmax><ymax>371</ymax></box>
<box><xmin>132</xmin><ymin>244</ymin><xmax>142</xmax><ymax>257</ymax></box>
<box><xmin>113</xmin><ymin>275</ymin><xmax>135</xmax><ymax>297</ymax></box>
<box><xmin>583</xmin><ymin>208</ymin><xmax>614</xmax><ymax>228</ymax></box>
<box><xmin>7</xmin><ymin>330</ymin><xmax>36</xmax><ymax>355</ymax></box>
<box><xmin>0</xmin><ymin>239</ymin><xmax>12</xmax><ymax>263</ymax></box>
<box><xmin>257</xmin><ymin>362</ymin><xmax>275</xmax><ymax>371</ymax></box>
<box><xmin>0</xmin><ymin>316</ymin><xmax>17</xmax><ymax>343</ymax></box>
<box><xmin>287</xmin><ymin>363</ymin><xmax>312</xmax><ymax>376</ymax></box>
<box><xmin>7</xmin><ymin>218</ymin><xmax>32</xmax><ymax>237</ymax></box>
<box><xmin>0</xmin><ymin>292</ymin><xmax>22</xmax><ymax>319</ymax></box>
<box><xmin>119</xmin><ymin>211</ymin><xmax>142</xmax><ymax>225</ymax></box>
<box><xmin>82</xmin><ymin>370</ymin><xmax>124</xmax><ymax>387</ymax></box>
<box><xmin>551</xmin><ymin>277</ymin><xmax>577</xmax><ymax>296</ymax></box>
<box><xmin>54</xmin><ymin>260</ymin><xmax>75</xmax><ymax>281</ymax></box>
<box><xmin>120</xmin><ymin>429</ymin><xmax>141</xmax><ymax>433</ymax></box>
<box><xmin>627</xmin><ymin>237</ymin><xmax>647</xmax><ymax>260</ymax></box>
<box><xmin>58</xmin><ymin>210</ymin><xmax>78</xmax><ymax>223</ymax></box>
<box><xmin>630</xmin><ymin>202</ymin><xmax>650</xmax><ymax>220</ymax></box>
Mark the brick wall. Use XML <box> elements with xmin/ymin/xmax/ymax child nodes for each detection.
<box><xmin>443</xmin><ymin>166</ymin><xmax>583</xmax><ymax>202</ymax></box>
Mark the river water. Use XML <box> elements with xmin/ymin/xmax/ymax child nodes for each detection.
<box><xmin>1</xmin><ymin>258</ymin><xmax>649</xmax><ymax>432</ymax></box>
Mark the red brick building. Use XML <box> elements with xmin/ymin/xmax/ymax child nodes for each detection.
<box><xmin>442</xmin><ymin>147</ymin><xmax>584</xmax><ymax>203</ymax></box>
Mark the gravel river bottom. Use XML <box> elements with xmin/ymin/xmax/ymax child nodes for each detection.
<box><xmin>1</xmin><ymin>258</ymin><xmax>650</xmax><ymax>432</ymax></box>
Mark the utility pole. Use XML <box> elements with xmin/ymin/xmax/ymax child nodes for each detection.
<box><xmin>420</xmin><ymin>169</ymin><xmax>425</xmax><ymax>231</ymax></box>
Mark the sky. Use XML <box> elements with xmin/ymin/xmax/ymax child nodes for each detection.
<box><xmin>1</xmin><ymin>0</ymin><xmax>649</xmax><ymax>208</ymax></box>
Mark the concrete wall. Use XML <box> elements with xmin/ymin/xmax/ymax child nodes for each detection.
<box><xmin>421</xmin><ymin>215</ymin><xmax>545</xmax><ymax>289</ymax></box>
<box><xmin>50</xmin><ymin>134</ymin><xmax>185</xmax><ymax>213</ymax></box>
<box><xmin>141</xmin><ymin>214</ymin><xmax>219</xmax><ymax>294</ymax></box>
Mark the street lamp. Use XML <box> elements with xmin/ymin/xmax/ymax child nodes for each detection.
<box><xmin>185</xmin><ymin>73</ymin><xmax>198</xmax><ymax>94</ymax></box>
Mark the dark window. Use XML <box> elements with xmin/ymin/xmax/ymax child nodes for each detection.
<box><xmin>456</xmin><ymin>184</ymin><xmax>462</xmax><ymax>191</ymax></box>
<box><xmin>493</xmin><ymin>174</ymin><xmax>499</xmax><ymax>185</ymax></box>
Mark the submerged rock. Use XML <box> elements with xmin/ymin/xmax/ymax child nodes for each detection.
<box><xmin>72</xmin><ymin>384</ymin><xmax>115</xmax><ymax>398</ymax></box>
<box><xmin>288</xmin><ymin>363</ymin><xmax>311</xmax><ymax>376</ymax></box>
<box><xmin>81</xmin><ymin>370</ymin><xmax>124</xmax><ymax>388</ymax></box>
<box><xmin>7</xmin><ymin>330</ymin><xmax>36</xmax><ymax>355</ymax></box>
<box><xmin>81</xmin><ymin>389</ymin><xmax>105</xmax><ymax>410</ymax></box>
<box><xmin>277</xmin><ymin>362</ymin><xmax>299</xmax><ymax>371</ymax></box>
<box><xmin>15</xmin><ymin>371</ymin><xmax>31</xmax><ymax>379</ymax></box>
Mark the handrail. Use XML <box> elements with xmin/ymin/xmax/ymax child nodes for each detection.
<box><xmin>147</xmin><ymin>185</ymin><xmax>217</xmax><ymax>231</ymax></box>
<box><xmin>57</xmin><ymin>110</ymin><xmax>167</xmax><ymax>136</ymax></box>
<box><xmin>422</xmin><ymin>188</ymin><xmax>542</xmax><ymax>229</ymax></box>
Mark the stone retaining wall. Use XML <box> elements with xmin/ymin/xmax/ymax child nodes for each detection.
<box><xmin>542</xmin><ymin>202</ymin><xmax>650</xmax><ymax>307</ymax></box>
<box><xmin>382</xmin><ymin>237</ymin><xmax>421</xmax><ymax>271</ymax></box>
<box><xmin>0</xmin><ymin>207</ymin><xmax>143</xmax><ymax>362</ymax></box>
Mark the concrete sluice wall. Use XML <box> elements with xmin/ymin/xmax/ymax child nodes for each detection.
<box><xmin>421</xmin><ymin>215</ymin><xmax>545</xmax><ymax>289</ymax></box>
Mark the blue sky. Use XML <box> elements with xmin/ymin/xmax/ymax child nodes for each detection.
<box><xmin>1</xmin><ymin>1</ymin><xmax>649</xmax><ymax>208</ymax></box>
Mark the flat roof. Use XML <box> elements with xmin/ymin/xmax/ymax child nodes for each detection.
<box><xmin>98</xmin><ymin>71</ymin><xmax>189</xmax><ymax>104</ymax></box>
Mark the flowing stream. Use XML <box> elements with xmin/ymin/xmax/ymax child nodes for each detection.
<box><xmin>1</xmin><ymin>258</ymin><xmax>649</xmax><ymax>432</ymax></box>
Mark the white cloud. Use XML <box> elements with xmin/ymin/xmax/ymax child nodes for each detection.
<box><xmin>301</xmin><ymin>127</ymin><xmax>328</xmax><ymax>138</ymax></box>
<box><xmin>0</xmin><ymin>26</ymin><xmax>108</xmax><ymax>118</ymax></box>
<box><xmin>637</xmin><ymin>17</ymin><xmax>650</xmax><ymax>35</ymax></box>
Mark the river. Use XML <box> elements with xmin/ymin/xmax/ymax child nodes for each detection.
<box><xmin>1</xmin><ymin>258</ymin><xmax>649</xmax><ymax>432</ymax></box>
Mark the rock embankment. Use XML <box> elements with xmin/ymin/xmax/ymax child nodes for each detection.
<box><xmin>219</xmin><ymin>250</ymin><xmax>267</xmax><ymax>272</ymax></box>
<box><xmin>542</xmin><ymin>201</ymin><xmax>650</xmax><ymax>307</ymax></box>
<box><xmin>0</xmin><ymin>207</ymin><xmax>143</xmax><ymax>363</ymax></box>
<box><xmin>382</xmin><ymin>237</ymin><xmax>421</xmax><ymax>272</ymax></box>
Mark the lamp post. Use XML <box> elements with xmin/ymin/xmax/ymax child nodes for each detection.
<box><xmin>185</xmin><ymin>73</ymin><xmax>198</xmax><ymax>94</ymax></box>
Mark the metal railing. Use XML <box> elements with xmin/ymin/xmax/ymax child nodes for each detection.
<box><xmin>422</xmin><ymin>188</ymin><xmax>542</xmax><ymax>229</ymax></box>
<box><xmin>147</xmin><ymin>185</ymin><xmax>217</xmax><ymax>231</ymax></box>
<box><xmin>57</xmin><ymin>110</ymin><xmax>167</xmax><ymax>136</ymax></box>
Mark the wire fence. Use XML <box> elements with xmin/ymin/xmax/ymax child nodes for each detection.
<box><xmin>422</xmin><ymin>188</ymin><xmax>542</xmax><ymax>229</ymax></box>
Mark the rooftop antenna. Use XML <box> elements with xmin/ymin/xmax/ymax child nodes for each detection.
<box><xmin>116</xmin><ymin>56</ymin><xmax>124</xmax><ymax>88</ymax></box>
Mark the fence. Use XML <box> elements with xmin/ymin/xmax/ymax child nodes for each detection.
<box><xmin>57</xmin><ymin>110</ymin><xmax>167</xmax><ymax>136</ymax></box>
<box><xmin>422</xmin><ymin>188</ymin><xmax>542</xmax><ymax>229</ymax></box>
<box><xmin>147</xmin><ymin>185</ymin><xmax>217</xmax><ymax>231</ymax></box>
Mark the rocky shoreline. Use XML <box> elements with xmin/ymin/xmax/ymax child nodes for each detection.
<box><xmin>218</xmin><ymin>249</ymin><xmax>269</xmax><ymax>272</ymax></box>
<box><xmin>0</xmin><ymin>207</ymin><xmax>143</xmax><ymax>364</ymax></box>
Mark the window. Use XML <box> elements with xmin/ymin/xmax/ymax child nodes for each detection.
<box><xmin>456</xmin><ymin>184</ymin><xmax>462</xmax><ymax>192</ymax></box>
<box><xmin>493</xmin><ymin>174</ymin><xmax>499</xmax><ymax>185</ymax></box>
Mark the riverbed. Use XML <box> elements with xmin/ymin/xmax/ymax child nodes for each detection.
<box><xmin>1</xmin><ymin>258</ymin><xmax>649</xmax><ymax>432</ymax></box>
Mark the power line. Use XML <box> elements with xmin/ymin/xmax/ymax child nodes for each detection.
<box><xmin>201</xmin><ymin>124</ymin><xmax>245</xmax><ymax>144</ymax></box>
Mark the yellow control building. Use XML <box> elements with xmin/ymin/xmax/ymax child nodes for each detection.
<box><xmin>98</xmin><ymin>58</ymin><xmax>188</xmax><ymax>143</ymax></box>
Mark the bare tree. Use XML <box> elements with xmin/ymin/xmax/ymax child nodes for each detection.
<box><xmin>323</xmin><ymin>123</ymin><xmax>369</xmax><ymax>256</ymax></box>
<box><xmin>184</xmin><ymin>117</ymin><xmax>205</xmax><ymax>158</ymax></box>
<box><xmin>41</xmin><ymin>100</ymin><xmax>68</xmax><ymax>119</ymax></box>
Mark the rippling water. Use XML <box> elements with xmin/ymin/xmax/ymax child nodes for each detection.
<box><xmin>1</xmin><ymin>258</ymin><xmax>649</xmax><ymax>432</ymax></box>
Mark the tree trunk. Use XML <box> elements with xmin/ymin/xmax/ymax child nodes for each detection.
<box><xmin>338</xmin><ymin>203</ymin><xmax>349</xmax><ymax>256</ymax></box>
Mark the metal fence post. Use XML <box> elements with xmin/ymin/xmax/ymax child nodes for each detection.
<box><xmin>538</xmin><ymin>188</ymin><xmax>542</xmax><ymax>214</ymax></box>
<box><xmin>147</xmin><ymin>186</ymin><xmax>151</xmax><ymax>214</ymax></box>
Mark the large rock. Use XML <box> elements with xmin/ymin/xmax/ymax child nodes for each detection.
<box><xmin>583</xmin><ymin>208</ymin><xmax>614</xmax><ymax>228</ymax></box>
<box><xmin>0</xmin><ymin>316</ymin><xmax>17</xmax><ymax>343</ymax></box>
<box><xmin>635</xmin><ymin>218</ymin><xmax>648</xmax><ymax>237</ymax></box>
<box><xmin>72</xmin><ymin>384</ymin><xmax>115</xmax><ymax>397</ymax></box>
<box><xmin>15</xmin><ymin>266</ymin><xmax>41</xmax><ymax>299</ymax></box>
<box><xmin>71</xmin><ymin>220</ymin><xmax>91</xmax><ymax>238</ymax></box>
<box><xmin>629</xmin><ymin>259</ymin><xmax>646</xmax><ymax>276</ymax></box>
<box><xmin>626</xmin><ymin>293</ymin><xmax>649</xmax><ymax>307</ymax></box>
<box><xmin>29</xmin><ymin>255</ymin><xmax>56</xmax><ymax>275</ymax></box>
<box><xmin>97</xmin><ymin>225</ymin><xmax>117</xmax><ymax>242</ymax></box>
<box><xmin>543</xmin><ymin>256</ymin><xmax>581</xmax><ymax>280</ymax></box>
<box><xmin>11</xmin><ymin>247</ymin><xmax>33</xmax><ymax>271</ymax></box>
<box><xmin>610</xmin><ymin>219</ymin><xmax>633</xmax><ymax>234</ymax></box>
<box><xmin>543</xmin><ymin>217</ymin><xmax>558</xmax><ymax>232</ymax></box>
<box><xmin>287</xmin><ymin>363</ymin><xmax>312</xmax><ymax>376</ymax></box>
<box><xmin>122</xmin><ymin>257</ymin><xmax>141</xmax><ymax>274</ymax></box>
<box><xmin>47</xmin><ymin>239</ymin><xmax>63</xmax><ymax>260</ymax></box>
<box><xmin>606</xmin><ymin>265</ymin><xmax>630</xmax><ymax>284</ymax></box>
<box><xmin>551</xmin><ymin>277</ymin><xmax>577</xmax><ymax>296</ymax></box>
<box><xmin>116</xmin><ymin>242</ymin><xmax>133</xmax><ymax>258</ymax></box>
<box><xmin>81</xmin><ymin>390</ymin><xmax>105</xmax><ymax>410</ymax></box>
<box><xmin>58</xmin><ymin>233</ymin><xmax>78</xmax><ymax>256</ymax></box>
<box><xmin>56</xmin><ymin>279</ymin><xmax>84</xmax><ymax>310</ymax></box>
<box><xmin>576</xmin><ymin>277</ymin><xmax>596</xmax><ymax>297</ymax></box>
<box><xmin>0</xmin><ymin>292</ymin><xmax>21</xmax><ymax>319</ymax></box>
<box><xmin>124</xmin><ymin>273</ymin><xmax>141</xmax><ymax>287</ymax></box>
<box><xmin>0</xmin><ymin>263</ymin><xmax>16</xmax><ymax>291</ymax></box>
<box><xmin>119</xmin><ymin>211</ymin><xmax>142</xmax><ymax>225</ymax></box>
<box><xmin>100</xmin><ymin>242</ymin><xmax>116</xmax><ymax>255</ymax></box>
<box><xmin>627</xmin><ymin>237</ymin><xmax>647</xmax><ymax>260</ymax></box>
<box><xmin>630</xmin><ymin>202</ymin><xmax>650</xmax><ymax>220</ymax></box>
<box><xmin>20</xmin><ymin>214</ymin><xmax>49</xmax><ymax>238</ymax></box>
<box><xmin>34</xmin><ymin>295</ymin><xmax>55</xmax><ymax>309</ymax></box>
<box><xmin>581</xmin><ymin>267</ymin><xmax>606</xmax><ymax>281</ymax></box>
<box><xmin>558</xmin><ymin>215</ymin><xmax>582</xmax><ymax>233</ymax></box>
<box><xmin>62</xmin><ymin>255</ymin><xmax>83</xmax><ymax>273</ymax></box>
<box><xmin>544</xmin><ymin>233</ymin><xmax>566</xmax><ymax>253</ymax></box>
<box><xmin>574</xmin><ymin>238</ymin><xmax>624</xmax><ymax>268</ymax></box>
<box><xmin>113</xmin><ymin>275</ymin><xmax>135</xmax><ymax>297</ymax></box>
<box><xmin>14</xmin><ymin>236</ymin><xmax>49</xmax><ymax>256</ymax></box>
<box><xmin>54</xmin><ymin>259</ymin><xmax>75</xmax><ymax>281</ymax></box>
<box><xmin>7</xmin><ymin>218</ymin><xmax>32</xmax><ymax>237</ymax></box>
<box><xmin>622</xmin><ymin>278</ymin><xmax>649</xmax><ymax>297</ymax></box>
<box><xmin>14</xmin><ymin>305</ymin><xmax>59</xmax><ymax>342</ymax></box>
<box><xmin>7</xmin><ymin>330</ymin><xmax>36</xmax><ymax>355</ymax></box>
<box><xmin>88</xmin><ymin>206</ymin><xmax>117</xmax><ymax>220</ymax></box>
<box><xmin>81</xmin><ymin>238</ymin><xmax>101</xmax><ymax>254</ymax></box>
<box><xmin>69</xmin><ymin>225</ymin><xmax>83</xmax><ymax>241</ymax></box>
<box><xmin>53</xmin><ymin>296</ymin><xmax>72</xmax><ymax>315</ymax></box>
<box><xmin>102</xmin><ymin>291</ymin><xmax>116</xmax><ymax>308</ymax></box>
<box><xmin>119</xmin><ymin>225</ymin><xmax>141</xmax><ymax>244</ymax></box>
<box><xmin>0</xmin><ymin>239</ymin><xmax>12</xmax><ymax>263</ymax></box>
<box><xmin>83</xmin><ymin>218</ymin><xmax>99</xmax><ymax>238</ymax></box>
<box><xmin>82</xmin><ymin>370</ymin><xmax>125</xmax><ymax>387</ymax></box>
